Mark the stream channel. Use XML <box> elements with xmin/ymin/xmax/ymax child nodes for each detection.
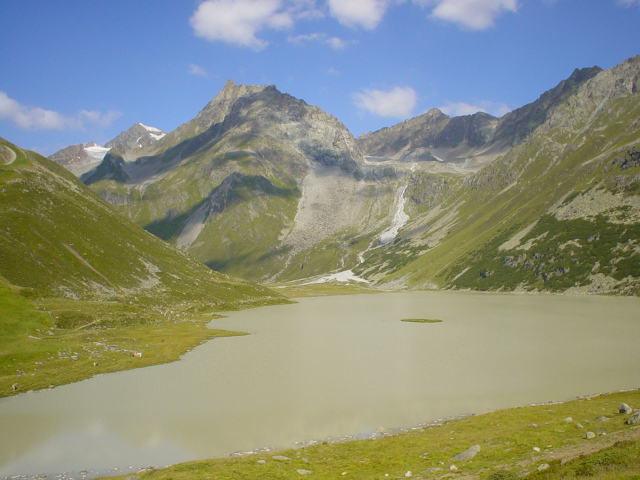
<box><xmin>1</xmin><ymin>291</ymin><xmax>639</xmax><ymax>478</ymax></box>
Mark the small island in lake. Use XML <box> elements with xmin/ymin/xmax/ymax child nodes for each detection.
<box><xmin>401</xmin><ymin>318</ymin><xmax>443</xmax><ymax>323</ymax></box>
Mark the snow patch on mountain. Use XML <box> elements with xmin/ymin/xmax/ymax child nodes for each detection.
<box><xmin>84</xmin><ymin>144</ymin><xmax>110</xmax><ymax>161</ymax></box>
<box><xmin>304</xmin><ymin>270</ymin><xmax>370</xmax><ymax>285</ymax></box>
<box><xmin>139</xmin><ymin>123</ymin><xmax>166</xmax><ymax>141</ymax></box>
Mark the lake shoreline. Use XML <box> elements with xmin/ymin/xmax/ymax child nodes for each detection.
<box><xmin>4</xmin><ymin>387</ymin><xmax>639</xmax><ymax>480</ymax></box>
<box><xmin>2</xmin><ymin>291</ymin><xmax>639</xmax><ymax>479</ymax></box>
<box><xmin>95</xmin><ymin>387</ymin><xmax>640</xmax><ymax>480</ymax></box>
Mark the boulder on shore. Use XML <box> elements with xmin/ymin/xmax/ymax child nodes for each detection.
<box><xmin>626</xmin><ymin>411</ymin><xmax>640</xmax><ymax>425</ymax></box>
<box><xmin>619</xmin><ymin>403</ymin><xmax>633</xmax><ymax>414</ymax></box>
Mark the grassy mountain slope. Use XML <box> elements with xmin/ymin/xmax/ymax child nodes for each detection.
<box><xmin>0</xmin><ymin>137</ymin><xmax>279</xmax><ymax>305</ymax></box>
<box><xmin>0</xmin><ymin>138</ymin><xmax>285</xmax><ymax>396</ymax></box>
<box><xmin>359</xmin><ymin>55</ymin><xmax>640</xmax><ymax>295</ymax></box>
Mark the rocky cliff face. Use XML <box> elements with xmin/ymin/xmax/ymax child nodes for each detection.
<box><xmin>357</xmin><ymin>109</ymin><xmax>498</xmax><ymax>165</ymax></box>
<box><xmin>49</xmin><ymin>143</ymin><xmax>93</xmax><ymax>165</ymax></box>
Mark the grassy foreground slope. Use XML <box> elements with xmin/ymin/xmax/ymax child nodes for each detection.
<box><xmin>103</xmin><ymin>389</ymin><xmax>640</xmax><ymax>480</ymax></box>
<box><xmin>0</xmin><ymin>138</ymin><xmax>286</xmax><ymax>397</ymax></box>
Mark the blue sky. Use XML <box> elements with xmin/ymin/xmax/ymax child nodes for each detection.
<box><xmin>1</xmin><ymin>0</ymin><xmax>640</xmax><ymax>156</ymax></box>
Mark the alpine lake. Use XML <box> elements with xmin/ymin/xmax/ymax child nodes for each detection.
<box><xmin>1</xmin><ymin>291</ymin><xmax>639</xmax><ymax>478</ymax></box>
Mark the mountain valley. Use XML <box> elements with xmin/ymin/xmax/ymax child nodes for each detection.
<box><xmin>50</xmin><ymin>54</ymin><xmax>640</xmax><ymax>295</ymax></box>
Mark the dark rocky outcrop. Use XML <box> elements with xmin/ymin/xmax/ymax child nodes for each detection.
<box><xmin>81</xmin><ymin>149</ymin><xmax>129</xmax><ymax>184</ymax></box>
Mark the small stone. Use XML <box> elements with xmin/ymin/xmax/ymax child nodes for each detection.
<box><xmin>256</xmin><ymin>460</ymin><xmax>266</xmax><ymax>465</ymax></box>
<box><xmin>576</xmin><ymin>423</ymin><xmax>584</xmax><ymax>429</ymax></box>
<box><xmin>297</xmin><ymin>469</ymin><xmax>312</xmax><ymax>475</ymax></box>
<box><xmin>404</xmin><ymin>471</ymin><xmax>412</xmax><ymax>477</ymax></box>
<box><xmin>538</xmin><ymin>464</ymin><xmax>550</xmax><ymax>472</ymax></box>
<box><xmin>341</xmin><ymin>472</ymin><xmax>348</xmax><ymax>476</ymax></box>
<box><xmin>273</xmin><ymin>455</ymin><xmax>291</xmax><ymax>461</ymax></box>
<box><xmin>563</xmin><ymin>417</ymin><xmax>573</xmax><ymax>422</ymax></box>
<box><xmin>529</xmin><ymin>423</ymin><xmax>538</xmax><ymax>428</ymax></box>
<box><xmin>422</xmin><ymin>468</ymin><xmax>443</xmax><ymax>474</ymax></box>
<box><xmin>449</xmin><ymin>465</ymin><xmax>458</xmax><ymax>471</ymax></box>
<box><xmin>585</xmin><ymin>431</ymin><xmax>596</xmax><ymax>439</ymax></box>
<box><xmin>532</xmin><ymin>447</ymin><xmax>541</xmax><ymax>452</ymax></box>
<box><xmin>626</xmin><ymin>411</ymin><xmax>640</xmax><ymax>425</ymax></box>
<box><xmin>451</xmin><ymin>444</ymin><xmax>480</xmax><ymax>461</ymax></box>
<box><xmin>595</xmin><ymin>416</ymin><xmax>609</xmax><ymax>422</ymax></box>
<box><xmin>619</xmin><ymin>403</ymin><xmax>633</xmax><ymax>414</ymax></box>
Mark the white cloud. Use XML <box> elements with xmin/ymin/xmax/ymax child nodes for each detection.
<box><xmin>288</xmin><ymin>32</ymin><xmax>353</xmax><ymax>49</ymax></box>
<box><xmin>78</xmin><ymin>109</ymin><xmax>122</xmax><ymax>129</ymax></box>
<box><xmin>327</xmin><ymin>0</ymin><xmax>390</xmax><ymax>29</ymax></box>
<box><xmin>438</xmin><ymin>100</ymin><xmax>511</xmax><ymax>117</ymax></box>
<box><xmin>0</xmin><ymin>91</ymin><xmax>120</xmax><ymax>131</ymax></box>
<box><xmin>188</xmin><ymin>63</ymin><xmax>209</xmax><ymax>76</ymax></box>
<box><xmin>190</xmin><ymin>0</ymin><xmax>519</xmax><ymax>51</ymax></box>
<box><xmin>421</xmin><ymin>0</ymin><xmax>519</xmax><ymax>30</ymax></box>
<box><xmin>190</xmin><ymin>0</ymin><xmax>293</xmax><ymax>50</ymax></box>
<box><xmin>353</xmin><ymin>86</ymin><xmax>418</xmax><ymax>117</ymax></box>
<box><xmin>618</xmin><ymin>0</ymin><xmax>640</xmax><ymax>6</ymax></box>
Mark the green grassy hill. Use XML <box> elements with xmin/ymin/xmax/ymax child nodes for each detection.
<box><xmin>0</xmin><ymin>138</ymin><xmax>286</xmax><ymax>396</ymax></box>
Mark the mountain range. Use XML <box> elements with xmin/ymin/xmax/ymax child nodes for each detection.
<box><xmin>47</xmin><ymin>53</ymin><xmax>640</xmax><ymax>295</ymax></box>
<box><xmin>49</xmin><ymin>123</ymin><xmax>167</xmax><ymax>176</ymax></box>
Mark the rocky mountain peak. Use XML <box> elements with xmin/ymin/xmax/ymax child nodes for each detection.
<box><xmin>491</xmin><ymin>65</ymin><xmax>602</xmax><ymax>149</ymax></box>
<box><xmin>356</xmin><ymin>105</ymin><xmax>497</xmax><ymax>164</ymax></box>
<box><xmin>104</xmin><ymin>123</ymin><xmax>166</xmax><ymax>151</ymax></box>
<box><xmin>582</xmin><ymin>53</ymin><xmax>640</xmax><ymax>97</ymax></box>
<box><xmin>193</xmin><ymin>80</ymin><xmax>277</xmax><ymax>132</ymax></box>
